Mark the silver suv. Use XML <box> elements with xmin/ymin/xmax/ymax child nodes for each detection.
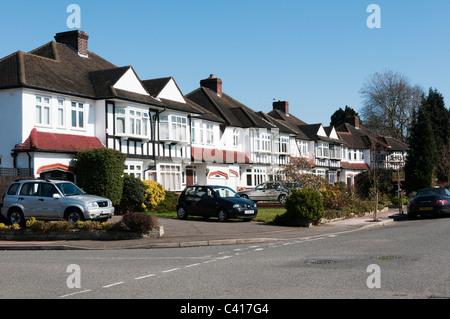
<box><xmin>1</xmin><ymin>179</ymin><xmax>114</xmax><ymax>226</ymax></box>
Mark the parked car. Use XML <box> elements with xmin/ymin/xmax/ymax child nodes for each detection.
<box><xmin>407</xmin><ymin>187</ymin><xmax>450</xmax><ymax>219</ymax></box>
<box><xmin>237</xmin><ymin>181</ymin><xmax>290</xmax><ymax>204</ymax></box>
<box><xmin>1</xmin><ymin>179</ymin><xmax>114</xmax><ymax>226</ymax></box>
<box><xmin>176</xmin><ymin>185</ymin><xmax>257</xmax><ymax>222</ymax></box>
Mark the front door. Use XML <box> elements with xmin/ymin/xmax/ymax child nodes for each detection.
<box><xmin>186</xmin><ymin>169</ymin><xmax>194</xmax><ymax>186</ymax></box>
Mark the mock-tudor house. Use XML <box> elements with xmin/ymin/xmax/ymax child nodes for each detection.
<box><xmin>186</xmin><ymin>75</ymin><xmax>297</xmax><ymax>189</ymax></box>
<box><xmin>0</xmin><ymin>30</ymin><xmax>224</xmax><ymax>191</ymax></box>
<box><xmin>267</xmin><ymin>101</ymin><xmax>345</xmax><ymax>183</ymax></box>
<box><xmin>336</xmin><ymin>116</ymin><xmax>409</xmax><ymax>186</ymax></box>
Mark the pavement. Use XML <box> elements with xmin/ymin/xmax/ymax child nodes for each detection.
<box><xmin>0</xmin><ymin>208</ymin><xmax>404</xmax><ymax>251</ymax></box>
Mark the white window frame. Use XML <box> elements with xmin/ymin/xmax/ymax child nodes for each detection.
<box><xmin>115</xmin><ymin>107</ymin><xmax>149</xmax><ymax>138</ymax></box>
<box><xmin>35</xmin><ymin>96</ymin><xmax>51</xmax><ymax>127</ymax></box>
<box><xmin>159</xmin><ymin>114</ymin><xmax>188</xmax><ymax>142</ymax></box>
<box><xmin>124</xmin><ymin>162</ymin><xmax>143</xmax><ymax>179</ymax></box>
<box><xmin>57</xmin><ymin>99</ymin><xmax>65</xmax><ymax>128</ymax></box>
<box><xmin>159</xmin><ymin>164</ymin><xmax>182</xmax><ymax>191</ymax></box>
<box><xmin>71</xmin><ymin>101</ymin><xmax>85</xmax><ymax>129</ymax></box>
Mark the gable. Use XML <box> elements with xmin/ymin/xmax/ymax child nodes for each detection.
<box><xmin>317</xmin><ymin>125</ymin><xmax>327</xmax><ymax>137</ymax></box>
<box><xmin>113</xmin><ymin>68</ymin><xmax>149</xmax><ymax>96</ymax></box>
<box><xmin>328</xmin><ymin>127</ymin><xmax>339</xmax><ymax>140</ymax></box>
<box><xmin>157</xmin><ymin>78</ymin><xmax>186</xmax><ymax>104</ymax></box>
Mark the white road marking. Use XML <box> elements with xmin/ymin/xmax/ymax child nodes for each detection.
<box><xmin>135</xmin><ymin>274</ymin><xmax>155</xmax><ymax>280</ymax></box>
<box><xmin>162</xmin><ymin>268</ymin><xmax>180</xmax><ymax>273</ymax></box>
<box><xmin>59</xmin><ymin>289</ymin><xmax>92</xmax><ymax>298</ymax></box>
<box><xmin>103</xmin><ymin>282</ymin><xmax>124</xmax><ymax>288</ymax></box>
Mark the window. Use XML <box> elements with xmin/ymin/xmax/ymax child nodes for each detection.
<box><xmin>316</xmin><ymin>143</ymin><xmax>329</xmax><ymax>158</ymax></box>
<box><xmin>116</xmin><ymin>108</ymin><xmax>126</xmax><ymax>134</ymax></box>
<box><xmin>233</xmin><ymin>129</ymin><xmax>239</xmax><ymax>146</ymax></box>
<box><xmin>160</xmin><ymin>114</ymin><xmax>188</xmax><ymax>142</ymax></box>
<box><xmin>116</xmin><ymin>108</ymin><xmax>149</xmax><ymax>137</ymax></box>
<box><xmin>57</xmin><ymin>99</ymin><xmax>65</xmax><ymax>127</ymax></box>
<box><xmin>246</xmin><ymin>168</ymin><xmax>266</xmax><ymax>187</ymax></box>
<box><xmin>71</xmin><ymin>101</ymin><xmax>85</xmax><ymax>129</ymax></box>
<box><xmin>254</xmin><ymin>131</ymin><xmax>272</xmax><ymax>152</ymax></box>
<box><xmin>124</xmin><ymin>163</ymin><xmax>142</xmax><ymax>178</ymax></box>
<box><xmin>277</xmin><ymin>137</ymin><xmax>289</xmax><ymax>153</ymax></box>
<box><xmin>159</xmin><ymin>165</ymin><xmax>182</xmax><ymax>191</ymax></box>
<box><xmin>35</xmin><ymin>96</ymin><xmax>51</xmax><ymax>126</ymax></box>
<box><xmin>205</xmin><ymin>124</ymin><xmax>214</xmax><ymax>145</ymax></box>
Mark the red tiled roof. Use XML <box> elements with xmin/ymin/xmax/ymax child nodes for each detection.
<box><xmin>14</xmin><ymin>128</ymin><xmax>104</xmax><ymax>153</ymax></box>
<box><xmin>192</xmin><ymin>147</ymin><xmax>251</xmax><ymax>164</ymax></box>
<box><xmin>340</xmin><ymin>162</ymin><xmax>369</xmax><ymax>171</ymax></box>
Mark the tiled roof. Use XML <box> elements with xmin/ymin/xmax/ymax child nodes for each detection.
<box><xmin>340</xmin><ymin>162</ymin><xmax>370</xmax><ymax>170</ymax></box>
<box><xmin>14</xmin><ymin>129</ymin><xmax>104</xmax><ymax>153</ymax></box>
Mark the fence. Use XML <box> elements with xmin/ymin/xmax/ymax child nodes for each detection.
<box><xmin>0</xmin><ymin>168</ymin><xmax>34</xmax><ymax>205</ymax></box>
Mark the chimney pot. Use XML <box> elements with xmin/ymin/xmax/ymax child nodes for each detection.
<box><xmin>273</xmin><ymin>101</ymin><xmax>289</xmax><ymax>115</ymax></box>
<box><xmin>201</xmin><ymin>74</ymin><xmax>223</xmax><ymax>96</ymax></box>
<box><xmin>54</xmin><ymin>30</ymin><xmax>89</xmax><ymax>57</ymax></box>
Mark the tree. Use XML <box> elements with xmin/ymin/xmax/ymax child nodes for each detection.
<box><xmin>359</xmin><ymin>70</ymin><xmax>423</xmax><ymax>142</ymax></box>
<box><xmin>75</xmin><ymin>148</ymin><xmax>126</xmax><ymax>205</ymax></box>
<box><xmin>404</xmin><ymin>104</ymin><xmax>438</xmax><ymax>193</ymax></box>
<box><xmin>421</xmin><ymin>88</ymin><xmax>450</xmax><ymax>184</ymax></box>
<box><xmin>330</xmin><ymin>105</ymin><xmax>359</xmax><ymax>127</ymax></box>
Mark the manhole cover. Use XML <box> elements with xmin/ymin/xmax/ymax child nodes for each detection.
<box><xmin>305</xmin><ymin>259</ymin><xmax>336</xmax><ymax>265</ymax></box>
<box><xmin>373</xmin><ymin>256</ymin><xmax>401</xmax><ymax>260</ymax></box>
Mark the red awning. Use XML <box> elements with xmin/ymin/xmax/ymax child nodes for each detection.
<box><xmin>14</xmin><ymin>128</ymin><xmax>105</xmax><ymax>153</ymax></box>
<box><xmin>192</xmin><ymin>147</ymin><xmax>251</xmax><ymax>164</ymax></box>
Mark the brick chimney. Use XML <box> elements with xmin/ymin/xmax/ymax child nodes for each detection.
<box><xmin>55</xmin><ymin>30</ymin><xmax>89</xmax><ymax>57</ymax></box>
<box><xmin>346</xmin><ymin>115</ymin><xmax>360</xmax><ymax>129</ymax></box>
<box><xmin>200</xmin><ymin>74</ymin><xmax>223</xmax><ymax>96</ymax></box>
<box><xmin>273</xmin><ymin>100</ymin><xmax>289</xmax><ymax>115</ymax></box>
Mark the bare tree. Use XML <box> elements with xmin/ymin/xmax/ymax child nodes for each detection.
<box><xmin>360</xmin><ymin>70</ymin><xmax>423</xmax><ymax>143</ymax></box>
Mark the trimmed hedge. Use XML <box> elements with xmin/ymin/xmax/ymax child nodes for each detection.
<box><xmin>75</xmin><ymin>148</ymin><xmax>126</xmax><ymax>205</ymax></box>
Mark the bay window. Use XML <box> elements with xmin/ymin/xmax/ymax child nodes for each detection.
<box><xmin>35</xmin><ymin>96</ymin><xmax>51</xmax><ymax>126</ymax></box>
<box><xmin>115</xmin><ymin>107</ymin><xmax>149</xmax><ymax>138</ymax></box>
<box><xmin>159</xmin><ymin>114</ymin><xmax>188</xmax><ymax>142</ymax></box>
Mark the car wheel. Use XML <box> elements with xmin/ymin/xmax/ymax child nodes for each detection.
<box><xmin>65</xmin><ymin>209</ymin><xmax>85</xmax><ymax>224</ymax></box>
<box><xmin>278</xmin><ymin>194</ymin><xmax>287</xmax><ymax>204</ymax></box>
<box><xmin>8</xmin><ymin>208</ymin><xmax>25</xmax><ymax>227</ymax></box>
<box><xmin>177</xmin><ymin>207</ymin><xmax>188</xmax><ymax>220</ymax></box>
<box><xmin>217</xmin><ymin>209</ymin><xmax>228</xmax><ymax>222</ymax></box>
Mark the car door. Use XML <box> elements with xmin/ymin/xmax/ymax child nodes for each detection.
<box><xmin>36</xmin><ymin>182</ymin><xmax>64</xmax><ymax>218</ymax></box>
<box><xmin>253</xmin><ymin>183</ymin><xmax>268</xmax><ymax>201</ymax></box>
<box><xmin>181</xmin><ymin>186</ymin><xmax>196</xmax><ymax>214</ymax></box>
<box><xmin>198</xmin><ymin>187</ymin><xmax>218</xmax><ymax>217</ymax></box>
<box><xmin>17</xmin><ymin>182</ymin><xmax>40</xmax><ymax>218</ymax></box>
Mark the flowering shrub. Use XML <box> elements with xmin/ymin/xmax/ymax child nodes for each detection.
<box><xmin>141</xmin><ymin>180</ymin><xmax>165</xmax><ymax>211</ymax></box>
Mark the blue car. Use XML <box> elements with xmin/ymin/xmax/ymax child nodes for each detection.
<box><xmin>407</xmin><ymin>187</ymin><xmax>450</xmax><ymax>219</ymax></box>
<box><xmin>176</xmin><ymin>185</ymin><xmax>258</xmax><ymax>222</ymax></box>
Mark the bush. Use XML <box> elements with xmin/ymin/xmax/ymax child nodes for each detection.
<box><xmin>116</xmin><ymin>175</ymin><xmax>146</xmax><ymax>214</ymax></box>
<box><xmin>141</xmin><ymin>180</ymin><xmax>165</xmax><ymax>211</ymax></box>
<box><xmin>153</xmin><ymin>191</ymin><xmax>179</xmax><ymax>214</ymax></box>
<box><xmin>273</xmin><ymin>188</ymin><xmax>324</xmax><ymax>226</ymax></box>
<box><xmin>75</xmin><ymin>148</ymin><xmax>126</xmax><ymax>205</ymax></box>
<box><xmin>122</xmin><ymin>212</ymin><xmax>158</xmax><ymax>233</ymax></box>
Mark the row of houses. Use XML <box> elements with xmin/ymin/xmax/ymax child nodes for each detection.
<box><xmin>0</xmin><ymin>30</ymin><xmax>408</xmax><ymax>192</ymax></box>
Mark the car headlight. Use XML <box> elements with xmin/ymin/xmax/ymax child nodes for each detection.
<box><xmin>87</xmin><ymin>202</ymin><xmax>99</xmax><ymax>208</ymax></box>
<box><xmin>233</xmin><ymin>204</ymin><xmax>240</xmax><ymax>209</ymax></box>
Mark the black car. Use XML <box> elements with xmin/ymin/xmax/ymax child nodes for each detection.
<box><xmin>176</xmin><ymin>185</ymin><xmax>258</xmax><ymax>222</ymax></box>
<box><xmin>407</xmin><ymin>187</ymin><xmax>450</xmax><ymax>219</ymax></box>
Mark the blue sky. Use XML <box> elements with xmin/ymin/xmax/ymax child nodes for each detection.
<box><xmin>1</xmin><ymin>0</ymin><xmax>449</xmax><ymax>125</ymax></box>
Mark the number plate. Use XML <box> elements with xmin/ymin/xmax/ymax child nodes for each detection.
<box><xmin>419</xmin><ymin>207</ymin><xmax>433</xmax><ymax>211</ymax></box>
<box><xmin>244</xmin><ymin>210</ymin><xmax>254</xmax><ymax>215</ymax></box>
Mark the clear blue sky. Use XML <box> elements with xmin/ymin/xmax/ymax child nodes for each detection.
<box><xmin>1</xmin><ymin>0</ymin><xmax>449</xmax><ymax>125</ymax></box>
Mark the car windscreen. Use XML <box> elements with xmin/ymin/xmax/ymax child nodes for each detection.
<box><xmin>212</xmin><ymin>187</ymin><xmax>239</xmax><ymax>198</ymax></box>
<box><xmin>56</xmin><ymin>183</ymin><xmax>85</xmax><ymax>196</ymax></box>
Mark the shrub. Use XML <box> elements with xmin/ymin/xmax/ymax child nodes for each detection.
<box><xmin>75</xmin><ymin>148</ymin><xmax>126</xmax><ymax>205</ymax></box>
<box><xmin>122</xmin><ymin>212</ymin><xmax>158</xmax><ymax>233</ymax></box>
<box><xmin>273</xmin><ymin>188</ymin><xmax>324</xmax><ymax>226</ymax></box>
<box><xmin>153</xmin><ymin>191</ymin><xmax>179</xmax><ymax>214</ymax></box>
<box><xmin>141</xmin><ymin>180</ymin><xmax>165</xmax><ymax>211</ymax></box>
<box><xmin>116</xmin><ymin>175</ymin><xmax>146</xmax><ymax>214</ymax></box>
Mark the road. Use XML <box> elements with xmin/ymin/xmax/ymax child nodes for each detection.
<box><xmin>0</xmin><ymin>216</ymin><xmax>449</xmax><ymax>301</ymax></box>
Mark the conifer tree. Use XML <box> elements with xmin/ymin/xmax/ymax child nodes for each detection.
<box><xmin>404</xmin><ymin>103</ymin><xmax>438</xmax><ymax>192</ymax></box>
